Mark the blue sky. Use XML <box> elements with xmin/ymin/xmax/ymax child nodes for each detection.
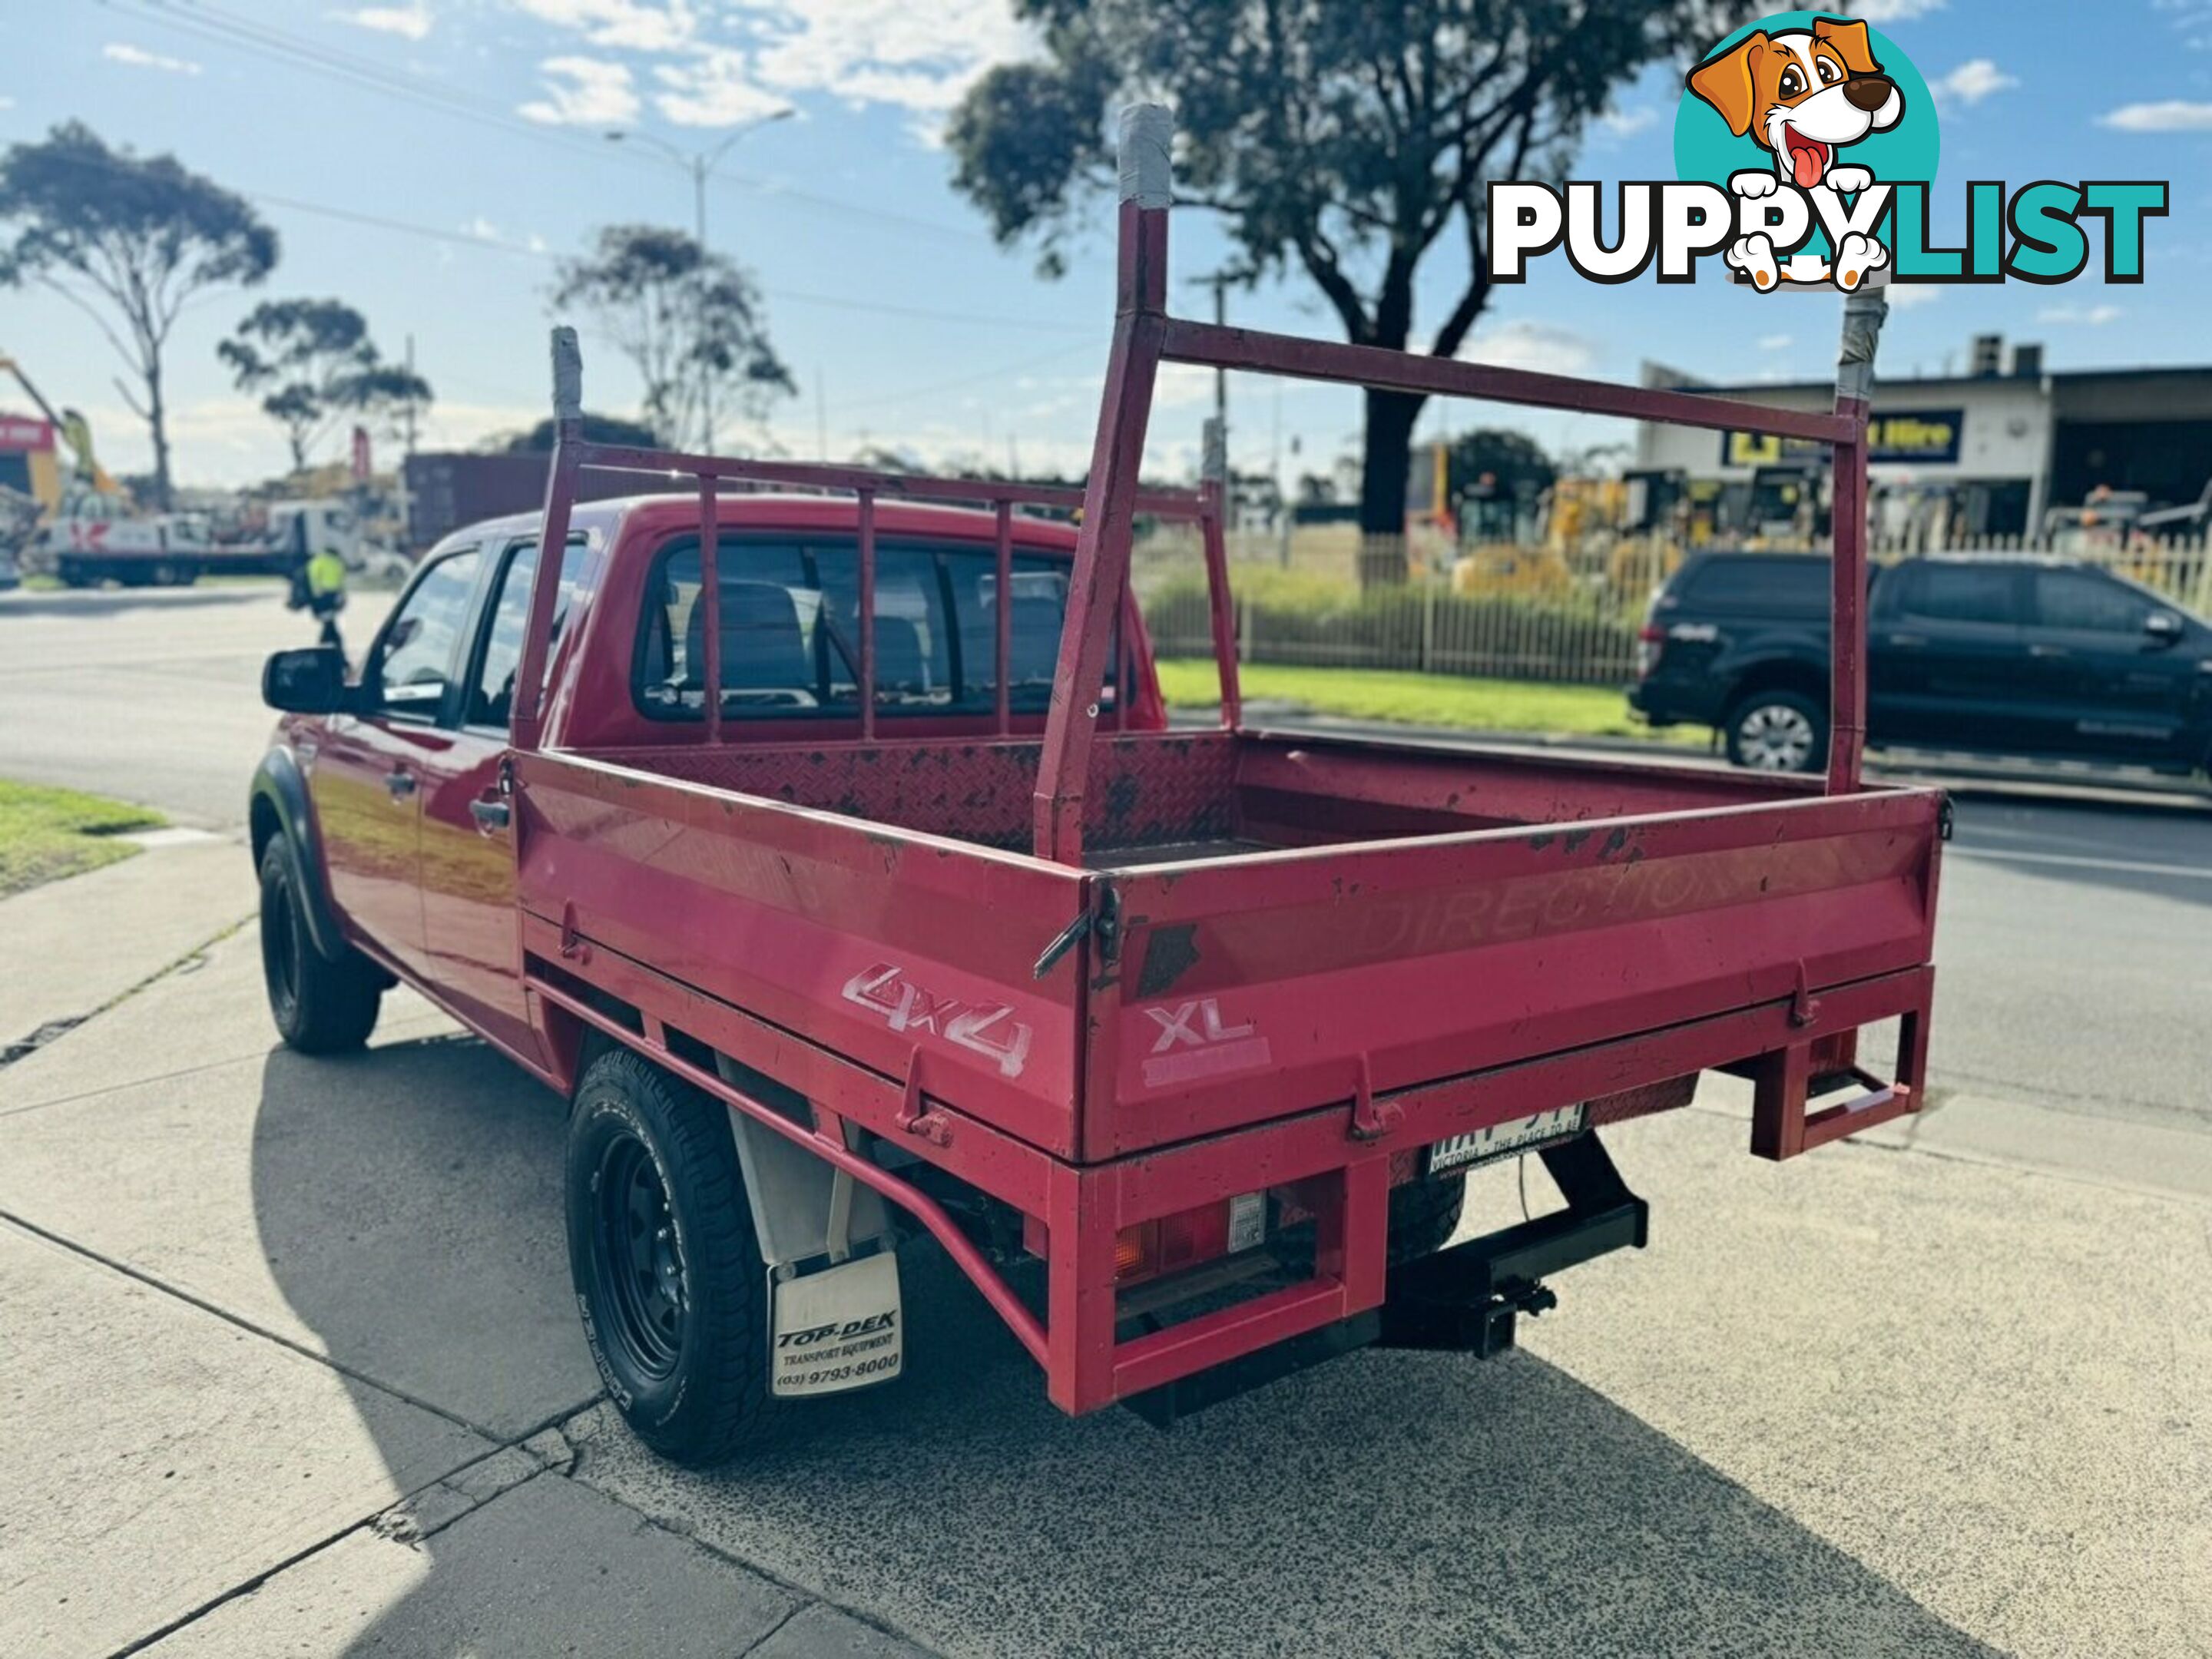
<box><xmin>5</xmin><ymin>0</ymin><xmax>2207</xmax><ymax>490</ymax></box>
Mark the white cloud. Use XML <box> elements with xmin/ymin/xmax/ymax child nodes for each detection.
<box><xmin>329</xmin><ymin>2</ymin><xmax>433</xmax><ymax>40</ymax></box>
<box><xmin>1848</xmin><ymin>0</ymin><xmax>1945</xmax><ymax>18</ymax></box>
<box><xmin>1934</xmin><ymin>59</ymin><xmax>2017</xmax><ymax>108</ymax></box>
<box><xmin>1595</xmin><ymin>105</ymin><xmax>1657</xmax><ymax>141</ymax></box>
<box><xmin>1456</xmin><ymin>320</ymin><xmax>1598</xmax><ymax>377</ymax></box>
<box><xmin>1757</xmin><ymin>333</ymin><xmax>1793</xmax><ymax>351</ymax></box>
<box><xmin>103</xmin><ymin>42</ymin><xmax>203</xmax><ymax>76</ymax></box>
<box><xmin>518</xmin><ymin>55</ymin><xmax>640</xmax><ymax>124</ymax></box>
<box><xmin>1886</xmin><ymin>283</ymin><xmax>1940</xmax><ymax>310</ymax></box>
<box><xmin>511</xmin><ymin>0</ymin><xmax>698</xmax><ymax>52</ymax></box>
<box><xmin>0</xmin><ymin>96</ymin><xmax>14</xmax><ymax>111</ymax></box>
<box><xmin>509</xmin><ymin>0</ymin><xmax>1030</xmax><ymax>131</ymax></box>
<box><xmin>1153</xmin><ymin>363</ymin><xmax>1220</xmax><ymax>409</ymax></box>
<box><xmin>2099</xmin><ymin>100</ymin><xmax>2212</xmax><ymax>131</ymax></box>
<box><xmin>651</xmin><ymin>48</ymin><xmax>790</xmax><ymax>127</ymax></box>
<box><xmin>2038</xmin><ymin>303</ymin><xmax>2123</xmax><ymax>325</ymax></box>
<box><xmin>747</xmin><ymin>0</ymin><xmax>1029</xmax><ymax>114</ymax></box>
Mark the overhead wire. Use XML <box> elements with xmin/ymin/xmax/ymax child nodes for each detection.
<box><xmin>101</xmin><ymin>0</ymin><xmax>998</xmax><ymax>247</ymax></box>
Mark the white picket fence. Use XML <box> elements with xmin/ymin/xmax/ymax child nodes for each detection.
<box><xmin>1137</xmin><ymin>527</ymin><xmax>2212</xmax><ymax>687</ymax></box>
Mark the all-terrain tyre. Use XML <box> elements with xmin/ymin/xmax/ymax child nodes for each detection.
<box><xmin>1723</xmin><ymin>688</ymin><xmax>1829</xmax><ymax>773</ymax></box>
<box><xmin>259</xmin><ymin>840</ymin><xmax>381</xmax><ymax>1053</ymax></box>
<box><xmin>1275</xmin><ymin>1176</ymin><xmax>1469</xmax><ymax>1275</ymax></box>
<box><xmin>1386</xmin><ymin>1175</ymin><xmax>1467</xmax><ymax>1261</ymax></box>
<box><xmin>567</xmin><ymin>1049</ymin><xmax>780</xmax><ymax>1466</ymax></box>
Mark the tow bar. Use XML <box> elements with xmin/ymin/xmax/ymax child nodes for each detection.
<box><xmin>1377</xmin><ymin>1133</ymin><xmax>1647</xmax><ymax>1359</ymax></box>
<box><xmin>1124</xmin><ymin>1134</ymin><xmax>1647</xmax><ymax>1426</ymax></box>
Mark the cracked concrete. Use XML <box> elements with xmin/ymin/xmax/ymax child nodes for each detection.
<box><xmin>0</xmin><ymin>836</ymin><xmax>255</xmax><ymax>1064</ymax></box>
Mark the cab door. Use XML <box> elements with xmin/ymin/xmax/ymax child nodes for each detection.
<box><xmin>310</xmin><ymin>546</ymin><xmax>482</xmax><ymax>973</ymax></box>
<box><xmin>1870</xmin><ymin>561</ymin><xmax>2032</xmax><ymax>753</ymax></box>
<box><xmin>414</xmin><ymin>533</ymin><xmax>593</xmax><ymax>1066</ymax></box>
<box><xmin>2015</xmin><ymin>565</ymin><xmax>2202</xmax><ymax>764</ymax></box>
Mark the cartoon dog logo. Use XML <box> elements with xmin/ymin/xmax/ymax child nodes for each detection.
<box><xmin>1687</xmin><ymin>15</ymin><xmax>1905</xmax><ymax>291</ymax></box>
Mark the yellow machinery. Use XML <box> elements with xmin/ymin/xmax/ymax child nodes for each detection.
<box><xmin>0</xmin><ymin>353</ymin><xmax>119</xmax><ymax>505</ymax></box>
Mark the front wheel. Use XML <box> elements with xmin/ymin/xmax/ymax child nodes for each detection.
<box><xmin>1724</xmin><ymin>689</ymin><xmax>1828</xmax><ymax>773</ymax></box>
<box><xmin>259</xmin><ymin>840</ymin><xmax>382</xmax><ymax>1052</ymax></box>
<box><xmin>567</xmin><ymin>1050</ymin><xmax>782</xmax><ymax>1466</ymax></box>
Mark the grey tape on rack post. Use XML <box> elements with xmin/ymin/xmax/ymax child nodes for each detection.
<box><xmin>1835</xmin><ymin>286</ymin><xmax>1888</xmax><ymax>405</ymax></box>
<box><xmin>1118</xmin><ymin>103</ymin><xmax>1172</xmax><ymax>208</ymax></box>
<box><xmin>550</xmin><ymin>325</ymin><xmax>583</xmax><ymax>422</ymax></box>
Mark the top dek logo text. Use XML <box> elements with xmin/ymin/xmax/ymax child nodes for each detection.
<box><xmin>1488</xmin><ymin>12</ymin><xmax>2165</xmax><ymax>294</ymax></box>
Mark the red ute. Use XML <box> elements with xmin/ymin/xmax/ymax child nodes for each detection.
<box><xmin>251</xmin><ymin>105</ymin><xmax>1939</xmax><ymax>1464</ymax></box>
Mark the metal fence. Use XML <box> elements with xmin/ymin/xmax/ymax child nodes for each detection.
<box><xmin>1137</xmin><ymin>527</ymin><xmax>2212</xmax><ymax>687</ymax></box>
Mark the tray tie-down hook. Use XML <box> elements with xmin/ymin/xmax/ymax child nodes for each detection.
<box><xmin>1348</xmin><ymin>1053</ymin><xmax>1402</xmax><ymax>1141</ymax></box>
<box><xmin>896</xmin><ymin>1049</ymin><xmax>952</xmax><ymax>1147</ymax></box>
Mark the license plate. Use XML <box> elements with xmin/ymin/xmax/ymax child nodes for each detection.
<box><xmin>1424</xmin><ymin>1105</ymin><xmax>1585</xmax><ymax>1176</ymax></box>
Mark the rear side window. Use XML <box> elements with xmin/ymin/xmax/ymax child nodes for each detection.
<box><xmin>1898</xmin><ymin>565</ymin><xmax>2018</xmax><ymax>626</ymax></box>
<box><xmin>1678</xmin><ymin>557</ymin><xmax>1831</xmax><ymax>616</ymax></box>
<box><xmin>634</xmin><ymin>534</ymin><xmax>1109</xmax><ymax>720</ymax></box>
<box><xmin>468</xmin><ymin>535</ymin><xmax>594</xmax><ymax>729</ymax></box>
<box><xmin>2029</xmin><ymin>569</ymin><xmax>2151</xmax><ymax>634</ymax></box>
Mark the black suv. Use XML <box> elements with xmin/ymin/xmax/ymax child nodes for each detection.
<box><xmin>1630</xmin><ymin>551</ymin><xmax>2212</xmax><ymax>776</ymax></box>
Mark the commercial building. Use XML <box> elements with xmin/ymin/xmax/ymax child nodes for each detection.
<box><xmin>1632</xmin><ymin>337</ymin><xmax>2212</xmax><ymax>543</ymax></box>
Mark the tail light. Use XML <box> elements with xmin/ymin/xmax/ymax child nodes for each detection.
<box><xmin>1112</xmin><ymin>1193</ymin><xmax>1268</xmax><ymax>1285</ymax></box>
<box><xmin>1635</xmin><ymin>622</ymin><xmax>1664</xmax><ymax>679</ymax></box>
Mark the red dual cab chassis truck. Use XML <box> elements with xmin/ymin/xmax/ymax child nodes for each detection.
<box><xmin>251</xmin><ymin>108</ymin><xmax>1942</xmax><ymax>1464</ymax></box>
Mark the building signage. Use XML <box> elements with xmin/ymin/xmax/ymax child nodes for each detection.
<box><xmin>1723</xmin><ymin>406</ymin><xmax>1962</xmax><ymax>468</ymax></box>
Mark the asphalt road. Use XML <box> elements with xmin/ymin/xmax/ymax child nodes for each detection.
<box><xmin>5</xmin><ymin>581</ymin><xmax>2205</xmax><ymax>1154</ymax></box>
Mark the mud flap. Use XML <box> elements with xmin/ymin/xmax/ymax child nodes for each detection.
<box><xmin>715</xmin><ymin>1058</ymin><xmax>896</xmax><ymax>1268</ymax></box>
<box><xmin>770</xmin><ymin>1250</ymin><xmax>904</xmax><ymax>1398</ymax></box>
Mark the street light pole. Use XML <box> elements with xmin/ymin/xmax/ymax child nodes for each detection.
<box><xmin>606</xmin><ymin>108</ymin><xmax>793</xmax><ymax>452</ymax></box>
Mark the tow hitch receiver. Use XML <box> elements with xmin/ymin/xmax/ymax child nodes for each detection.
<box><xmin>1377</xmin><ymin>1133</ymin><xmax>1647</xmax><ymax>1359</ymax></box>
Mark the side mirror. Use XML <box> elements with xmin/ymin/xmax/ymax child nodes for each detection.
<box><xmin>2144</xmin><ymin>610</ymin><xmax>2184</xmax><ymax>647</ymax></box>
<box><xmin>262</xmin><ymin>645</ymin><xmax>349</xmax><ymax>714</ymax></box>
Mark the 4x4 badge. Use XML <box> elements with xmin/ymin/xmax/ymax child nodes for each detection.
<box><xmin>841</xmin><ymin>964</ymin><xmax>1031</xmax><ymax>1079</ymax></box>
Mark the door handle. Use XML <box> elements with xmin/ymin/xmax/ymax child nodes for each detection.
<box><xmin>469</xmin><ymin>797</ymin><xmax>511</xmax><ymax>832</ymax></box>
<box><xmin>2028</xmin><ymin>644</ymin><xmax>2069</xmax><ymax>658</ymax></box>
<box><xmin>384</xmin><ymin>767</ymin><xmax>416</xmax><ymax>799</ymax></box>
<box><xmin>1886</xmin><ymin>632</ymin><xmax>1926</xmax><ymax>647</ymax></box>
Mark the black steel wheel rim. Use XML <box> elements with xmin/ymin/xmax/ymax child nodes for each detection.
<box><xmin>263</xmin><ymin>876</ymin><xmax>300</xmax><ymax>1022</ymax></box>
<box><xmin>593</xmin><ymin>1133</ymin><xmax>687</xmax><ymax>1379</ymax></box>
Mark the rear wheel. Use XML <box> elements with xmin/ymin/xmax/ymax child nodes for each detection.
<box><xmin>1274</xmin><ymin>1177</ymin><xmax>1467</xmax><ymax>1274</ymax></box>
<box><xmin>1386</xmin><ymin>1177</ymin><xmax>1466</xmax><ymax>1261</ymax></box>
<box><xmin>259</xmin><ymin>840</ymin><xmax>382</xmax><ymax>1053</ymax></box>
<box><xmin>567</xmin><ymin>1050</ymin><xmax>780</xmax><ymax>1466</ymax></box>
<box><xmin>1724</xmin><ymin>689</ymin><xmax>1827</xmax><ymax>773</ymax></box>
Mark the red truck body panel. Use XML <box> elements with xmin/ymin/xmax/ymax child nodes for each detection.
<box><xmin>280</xmin><ymin>113</ymin><xmax>1939</xmax><ymax>1421</ymax></box>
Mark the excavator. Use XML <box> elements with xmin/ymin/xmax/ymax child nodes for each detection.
<box><xmin>0</xmin><ymin>352</ymin><xmax>131</xmax><ymax>586</ymax></box>
<box><xmin>0</xmin><ymin>352</ymin><xmax>120</xmax><ymax>502</ymax></box>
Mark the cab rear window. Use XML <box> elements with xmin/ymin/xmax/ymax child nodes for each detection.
<box><xmin>633</xmin><ymin>534</ymin><xmax>1116</xmax><ymax>720</ymax></box>
<box><xmin>1677</xmin><ymin>556</ymin><xmax>1833</xmax><ymax>617</ymax></box>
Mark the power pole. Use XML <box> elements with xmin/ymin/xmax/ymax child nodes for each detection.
<box><xmin>401</xmin><ymin>334</ymin><xmax>419</xmax><ymax>459</ymax></box>
<box><xmin>1189</xmin><ymin>268</ymin><xmax>1234</xmax><ymax>432</ymax></box>
<box><xmin>396</xmin><ymin>332</ymin><xmax>418</xmax><ymax>549</ymax></box>
<box><xmin>606</xmin><ymin>108</ymin><xmax>793</xmax><ymax>453</ymax></box>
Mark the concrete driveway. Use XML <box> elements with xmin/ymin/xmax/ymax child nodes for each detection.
<box><xmin>1</xmin><ymin>869</ymin><xmax>2206</xmax><ymax>1657</ymax></box>
<box><xmin>2</xmin><ymin>582</ymin><xmax>2208</xmax><ymax>1656</ymax></box>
